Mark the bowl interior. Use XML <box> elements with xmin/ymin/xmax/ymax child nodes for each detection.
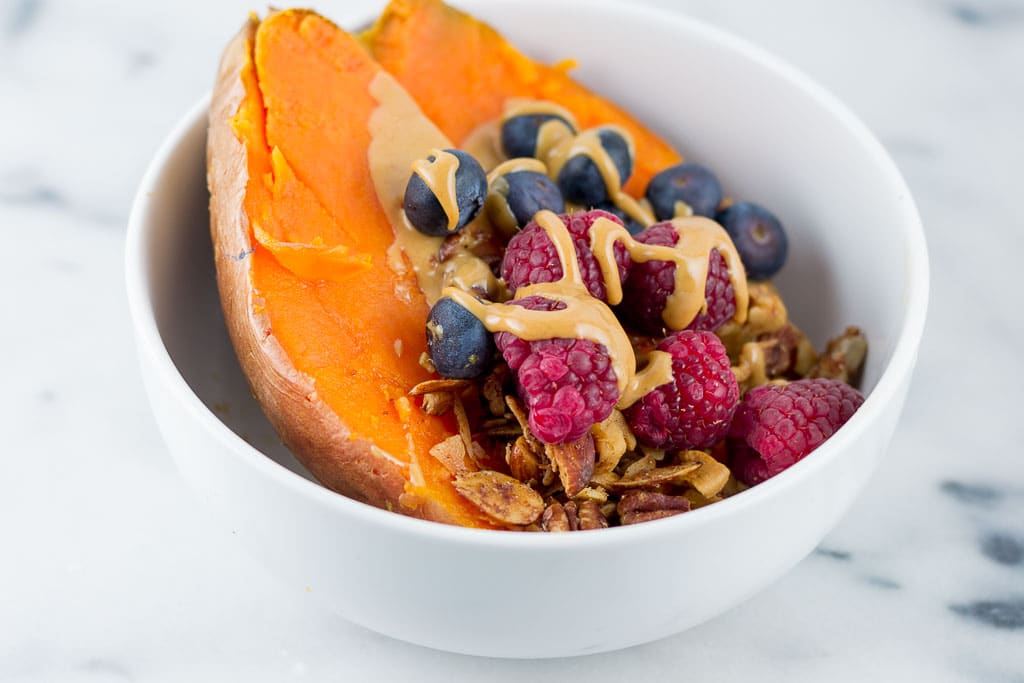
<box><xmin>140</xmin><ymin>0</ymin><xmax>924</xmax><ymax>501</ymax></box>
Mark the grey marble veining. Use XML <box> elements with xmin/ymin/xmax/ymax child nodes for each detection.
<box><xmin>1</xmin><ymin>0</ymin><xmax>1022</xmax><ymax>681</ymax></box>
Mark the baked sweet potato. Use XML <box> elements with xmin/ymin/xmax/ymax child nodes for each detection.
<box><xmin>207</xmin><ymin>10</ymin><xmax>500</xmax><ymax>527</ymax></box>
<box><xmin>208</xmin><ymin>3</ymin><xmax>695</xmax><ymax>529</ymax></box>
<box><xmin>362</xmin><ymin>0</ymin><xmax>683</xmax><ymax>196</ymax></box>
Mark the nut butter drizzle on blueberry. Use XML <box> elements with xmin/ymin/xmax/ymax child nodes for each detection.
<box><xmin>504</xmin><ymin>99</ymin><xmax>579</xmax><ymax>151</ymax></box>
<box><xmin>588</xmin><ymin>215</ymin><xmax>750</xmax><ymax>329</ymax></box>
<box><xmin>410</xmin><ymin>148</ymin><xmax>462</xmax><ymax>233</ymax></box>
<box><xmin>444</xmin><ymin>210</ymin><xmax>675</xmax><ymax>409</ymax></box>
<box><xmin>484</xmin><ymin>158</ymin><xmax>551</xmax><ymax>235</ymax></box>
<box><xmin>545</xmin><ymin>127</ymin><xmax>655</xmax><ymax>227</ymax></box>
<box><xmin>501</xmin><ymin>101</ymin><xmax>655</xmax><ymax>228</ymax></box>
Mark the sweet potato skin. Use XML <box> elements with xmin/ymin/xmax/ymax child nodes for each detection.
<box><xmin>206</xmin><ymin>18</ymin><xmax>409</xmax><ymax>512</ymax></box>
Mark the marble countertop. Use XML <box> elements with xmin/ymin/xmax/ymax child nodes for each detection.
<box><xmin>3</xmin><ymin>0</ymin><xmax>1022</xmax><ymax>680</ymax></box>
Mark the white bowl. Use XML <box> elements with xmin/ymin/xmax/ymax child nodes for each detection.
<box><xmin>125</xmin><ymin>0</ymin><xmax>928</xmax><ymax>658</ymax></box>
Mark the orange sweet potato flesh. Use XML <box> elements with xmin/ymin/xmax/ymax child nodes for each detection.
<box><xmin>363</xmin><ymin>0</ymin><xmax>683</xmax><ymax>196</ymax></box>
<box><xmin>208</xmin><ymin>11</ymin><xmax>498</xmax><ymax>528</ymax></box>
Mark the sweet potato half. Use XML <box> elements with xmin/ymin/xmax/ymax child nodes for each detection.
<box><xmin>207</xmin><ymin>3</ymin><xmax>683</xmax><ymax>527</ymax></box>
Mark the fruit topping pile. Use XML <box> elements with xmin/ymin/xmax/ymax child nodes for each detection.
<box><xmin>401</xmin><ymin>99</ymin><xmax>867</xmax><ymax>530</ymax></box>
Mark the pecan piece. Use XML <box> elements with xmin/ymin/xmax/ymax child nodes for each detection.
<box><xmin>541</xmin><ymin>501</ymin><xmax>574</xmax><ymax>532</ymax></box>
<box><xmin>617</xmin><ymin>490</ymin><xmax>690</xmax><ymax>525</ymax></box>
<box><xmin>574</xmin><ymin>499</ymin><xmax>609</xmax><ymax>530</ymax></box>
<box><xmin>545</xmin><ymin>433</ymin><xmax>597</xmax><ymax>497</ymax></box>
<box><xmin>453</xmin><ymin>471</ymin><xmax>544</xmax><ymax>526</ymax></box>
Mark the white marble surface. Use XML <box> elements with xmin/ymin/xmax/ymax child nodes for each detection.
<box><xmin>2</xmin><ymin>0</ymin><xmax>1023</xmax><ymax>679</ymax></box>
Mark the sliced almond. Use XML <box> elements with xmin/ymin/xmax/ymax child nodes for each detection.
<box><xmin>408</xmin><ymin>378</ymin><xmax>473</xmax><ymax>396</ymax></box>
<box><xmin>505</xmin><ymin>395</ymin><xmax>541</xmax><ymax>453</ymax></box>
<box><xmin>453</xmin><ymin>470</ymin><xmax>545</xmax><ymax>526</ymax></box>
<box><xmin>452</xmin><ymin>394</ymin><xmax>473</xmax><ymax>457</ymax></box>
<box><xmin>545</xmin><ymin>433</ymin><xmax>596</xmax><ymax>497</ymax></box>
<box><xmin>622</xmin><ymin>453</ymin><xmax>657</xmax><ymax>480</ymax></box>
<box><xmin>420</xmin><ymin>391</ymin><xmax>453</xmax><ymax>416</ymax></box>
<box><xmin>609</xmin><ymin>462</ymin><xmax>702</xmax><ymax>491</ymax></box>
<box><xmin>572</xmin><ymin>486</ymin><xmax>609</xmax><ymax>504</ymax></box>
<box><xmin>589</xmin><ymin>471</ymin><xmax>621</xmax><ymax>490</ymax></box>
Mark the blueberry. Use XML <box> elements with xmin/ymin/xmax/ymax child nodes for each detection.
<box><xmin>715</xmin><ymin>201</ymin><xmax>788</xmax><ymax>280</ymax></box>
<box><xmin>426</xmin><ymin>297</ymin><xmax>494</xmax><ymax>379</ymax></box>
<box><xmin>557</xmin><ymin>127</ymin><xmax>633</xmax><ymax>206</ymax></box>
<box><xmin>594</xmin><ymin>201</ymin><xmax>644</xmax><ymax>236</ymax></box>
<box><xmin>404</xmin><ymin>149</ymin><xmax>488</xmax><ymax>237</ymax></box>
<box><xmin>501</xmin><ymin>114</ymin><xmax>576</xmax><ymax>159</ymax></box>
<box><xmin>645</xmin><ymin>163</ymin><xmax>723</xmax><ymax>219</ymax></box>
<box><xmin>488</xmin><ymin>170</ymin><xmax>564</xmax><ymax>232</ymax></box>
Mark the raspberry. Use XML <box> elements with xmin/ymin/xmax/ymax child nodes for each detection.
<box><xmin>625</xmin><ymin>330</ymin><xmax>739</xmax><ymax>450</ymax></box>
<box><xmin>619</xmin><ymin>222</ymin><xmax>736</xmax><ymax>334</ymax></box>
<box><xmin>494</xmin><ymin>296</ymin><xmax>619</xmax><ymax>444</ymax></box>
<box><xmin>500</xmin><ymin>210</ymin><xmax>631</xmax><ymax>301</ymax></box>
<box><xmin>728</xmin><ymin>378</ymin><xmax>865</xmax><ymax>485</ymax></box>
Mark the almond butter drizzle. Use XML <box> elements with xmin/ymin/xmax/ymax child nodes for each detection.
<box><xmin>367</xmin><ymin>72</ymin><xmax>448</xmax><ymax>304</ymax></box>
<box><xmin>499</xmin><ymin>101</ymin><xmax>655</xmax><ymax>229</ymax></box>
<box><xmin>445</xmin><ymin>210</ymin><xmax>675</xmax><ymax>408</ymax></box>
<box><xmin>441</xmin><ymin>250</ymin><xmax>504</xmax><ymax>299</ymax></box>
<box><xmin>411</xmin><ymin>148</ymin><xmax>461</xmax><ymax>234</ymax></box>
<box><xmin>485</xmin><ymin>158</ymin><xmax>549</xmax><ymax>184</ymax></box>
<box><xmin>484</xmin><ymin>158</ymin><xmax>550</xmax><ymax>236</ymax></box>
<box><xmin>368</xmin><ymin>72</ymin><xmax>495</xmax><ymax>306</ymax></box>
<box><xmin>588</xmin><ymin>215</ymin><xmax>749</xmax><ymax>329</ymax></box>
<box><xmin>460</xmin><ymin>119</ymin><xmax>503</xmax><ymax>170</ymax></box>
<box><xmin>502</xmin><ymin>99</ymin><xmax>579</xmax><ymax>132</ymax></box>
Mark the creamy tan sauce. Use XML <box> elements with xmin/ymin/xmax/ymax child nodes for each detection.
<box><xmin>445</xmin><ymin>210</ymin><xmax>679</xmax><ymax>408</ymax></box>
<box><xmin>483</xmin><ymin>159</ymin><xmax>551</xmax><ymax>237</ymax></box>
<box><xmin>485</xmin><ymin>158</ymin><xmax>549</xmax><ymax>184</ymax></box>
<box><xmin>460</xmin><ymin>119</ymin><xmax>504</xmax><ymax>170</ymax></box>
<box><xmin>368</xmin><ymin>72</ymin><xmax>496</xmax><ymax>307</ymax></box>
<box><xmin>587</xmin><ymin>215</ymin><xmax>748</xmax><ymax>329</ymax></box>
<box><xmin>499</xmin><ymin>100</ymin><xmax>655</xmax><ymax>229</ymax></box>
<box><xmin>451</xmin><ymin>210</ymin><xmax>748</xmax><ymax>407</ymax></box>
<box><xmin>673</xmin><ymin>200</ymin><xmax>694</xmax><ymax>218</ymax></box>
<box><xmin>367</xmin><ymin>72</ymin><xmax>449</xmax><ymax>304</ymax></box>
<box><xmin>442</xmin><ymin>250</ymin><xmax>503</xmax><ymax>299</ymax></box>
<box><xmin>502</xmin><ymin>98</ymin><xmax>579</xmax><ymax>130</ymax></box>
<box><xmin>622</xmin><ymin>350</ymin><xmax>674</xmax><ymax>407</ymax></box>
<box><xmin>411</xmin><ymin>148</ymin><xmax>461</xmax><ymax>233</ymax></box>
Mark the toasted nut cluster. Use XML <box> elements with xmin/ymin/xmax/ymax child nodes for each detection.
<box><xmin>411</xmin><ymin>275</ymin><xmax>864</xmax><ymax>530</ymax></box>
<box><xmin>808</xmin><ymin>326</ymin><xmax>867</xmax><ymax>385</ymax></box>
